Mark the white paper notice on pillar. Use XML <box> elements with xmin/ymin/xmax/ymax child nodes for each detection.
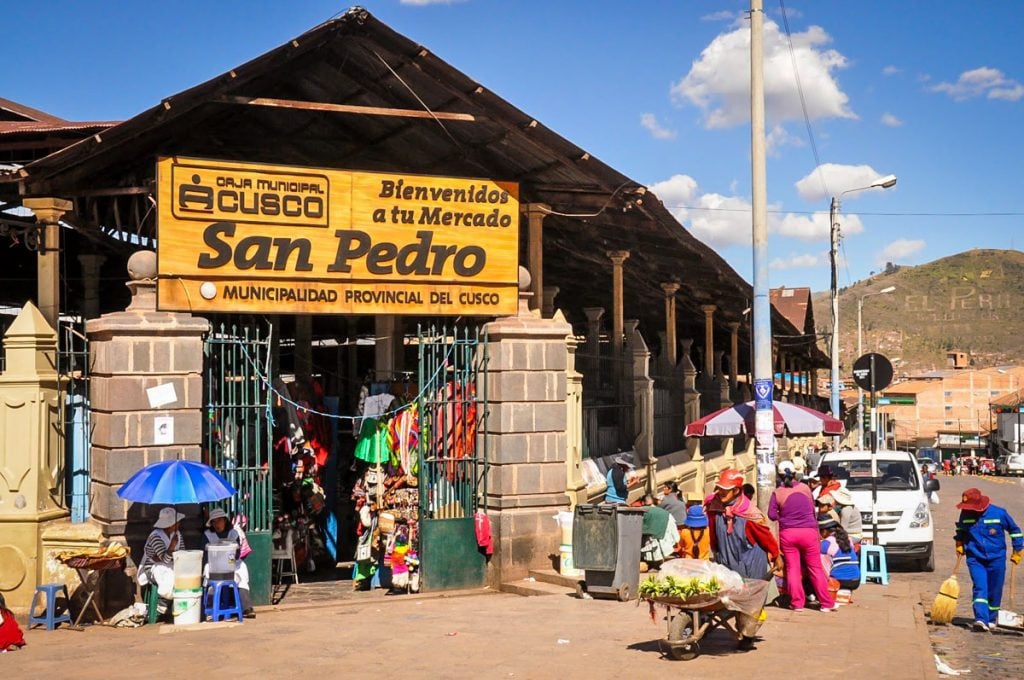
<box><xmin>146</xmin><ymin>382</ymin><xmax>178</xmax><ymax>408</ymax></box>
<box><xmin>154</xmin><ymin>416</ymin><xmax>174</xmax><ymax>445</ymax></box>
<box><xmin>754</xmin><ymin>409</ymin><xmax>775</xmax><ymax>449</ymax></box>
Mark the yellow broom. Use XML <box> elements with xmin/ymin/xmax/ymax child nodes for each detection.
<box><xmin>930</xmin><ymin>554</ymin><xmax>962</xmax><ymax>624</ymax></box>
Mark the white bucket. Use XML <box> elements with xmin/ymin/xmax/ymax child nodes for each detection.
<box><xmin>554</xmin><ymin>511</ymin><xmax>574</xmax><ymax>546</ymax></box>
<box><xmin>173</xmin><ymin>549</ymin><xmax>203</xmax><ymax>590</ymax></box>
<box><xmin>559</xmin><ymin>544</ymin><xmax>583</xmax><ymax>578</ymax></box>
<box><xmin>206</xmin><ymin>543</ymin><xmax>237</xmax><ymax>581</ymax></box>
<box><xmin>172</xmin><ymin>587</ymin><xmax>202</xmax><ymax>625</ymax></box>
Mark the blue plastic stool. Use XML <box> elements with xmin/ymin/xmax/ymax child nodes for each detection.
<box><xmin>29</xmin><ymin>583</ymin><xmax>71</xmax><ymax>630</ymax></box>
<box><xmin>204</xmin><ymin>580</ymin><xmax>243</xmax><ymax>623</ymax></box>
<box><xmin>859</xmin><ymin>544</ymin><xmax>889</xmax><ymax>585</ymax></box>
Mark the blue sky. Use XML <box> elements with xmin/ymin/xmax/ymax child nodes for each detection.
<box><xmin>5</xmin><ymin>1</ymin><xmax>1023</xmax><ymax>291</ymax></box>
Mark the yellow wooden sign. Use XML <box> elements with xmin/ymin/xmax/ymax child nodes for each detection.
<box><xmin>156</xmin><ymin>157</ymin><xmax>519</xmax><ymax>315</ymax></box>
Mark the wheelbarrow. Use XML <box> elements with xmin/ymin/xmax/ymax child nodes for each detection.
<box><xmin>643</xmin><ymin>594</ymin><xmax>741</xmax><ymax>661</ymax></box>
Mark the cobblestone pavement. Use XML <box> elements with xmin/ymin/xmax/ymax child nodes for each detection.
<box><xmin>924</xmin><ymin>474</ymin><xmax>1024</xmax><ymax>678</ymax></box>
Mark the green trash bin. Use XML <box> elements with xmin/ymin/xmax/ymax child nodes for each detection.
<box><xmin>572</xmin><ymin>504</ymin><xmax>646</xmax><ymax>601</ymax></box>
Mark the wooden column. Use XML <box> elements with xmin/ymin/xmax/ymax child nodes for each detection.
<box><xmin>607</xmin><ymin>250</ymin><xmax>630</xmax><ymax>355</ymax></box>
<box><xmin>24</xmin><ymin>198</ymin><xmax>72</xmax><ymax>330</ymax></box>
<box><xmin>660</xmin><ymin>282</ymin><xmax>680</xmax><ymax>365</ymax></box>
<box><xmin>295</xmin><ymin>315</ymin><xmax>313</xmax><ymax>385</ymax></box>
<box><xmin>523</xmin><ymin>204</ymin><xmax>550</xmax><ymax>312</ymax></box>
<box><xmin>701</xmin><ymin>304</ymin><xmax>716</xmax><ymax>379</ymax></box>
<box><xmin>728</xmin><ymin>321</ymin><xmax>740</xmax><ymax>393</ymax></box>
<box><xmin>77</xmin><ymin>253</ymin><xmax>106</xmax><ymax>320</ymax></box>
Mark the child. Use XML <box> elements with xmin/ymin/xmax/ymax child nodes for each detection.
<box><xmin>677</xmin><ymin>505</ymin><xmax>712</xmax><ymax>560</ymax></box>
<box><xmin>0</xmin><ymin>593</ymin><xmax>26</xmax><ymax>651</ymax></box>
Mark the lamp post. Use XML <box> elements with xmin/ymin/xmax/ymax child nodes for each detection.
<box><xmin>829</xmin><ymin>174</ymin><xmax>897</xmax><ymax>446</ymax></box>
<box><xmin>857</xmin><ymin>285</ymin><xmax>896</xmax><ymax>448</ymax></box>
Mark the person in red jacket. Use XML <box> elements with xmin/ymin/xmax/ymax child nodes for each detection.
<box><xmin>705</xmin><ymin>469</ymin><xmax>783</xmax><ymax>580</ymax></box>
<box><xmin>0</xmin><ymin>594</ymin><xmax>26</xmax><ymax>651</ymax></box>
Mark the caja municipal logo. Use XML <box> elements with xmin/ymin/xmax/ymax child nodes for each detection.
<box><xmin>170</xmin><ymin>162</ymin><xmax>330</xmax><ymax>228</ymax></box>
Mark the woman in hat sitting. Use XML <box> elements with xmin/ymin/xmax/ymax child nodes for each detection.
<box><xmin>138</xmin><ymin>507</ymin><xmax>185</xmax><ymax>612</ymax></box>
<box><xmin>818</xmin><ymin>515</ymin><xmax>860</xmax><ymax>592</ymax></box>
<box><xmin>821</xmin><ymin>487</ymin><xmax>862</xmax><ymax>544</ymax></box>
<box><xmin>955</xmin><ymin>487</ymin><xmax>1024</xmax><ymax>631</ymax></box>
<box><xmin>203</xmin><ymin>508</ymin><xmax>255</xmax><ymax>618</ymax></box>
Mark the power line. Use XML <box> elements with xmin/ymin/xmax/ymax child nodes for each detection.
<box><xmin>667</xmin><ymin>204</ymin><xmax>1024</xmax><ymax>217</ymax></box>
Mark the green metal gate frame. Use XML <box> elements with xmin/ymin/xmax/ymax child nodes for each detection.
<box><xmin>204</xmin><ymin>321</ymin><xmax>273</xmax><ymax>605</ymax></box>
<box><xmin>417</xmin><ymin>324</ymin><xmax>489</xmax><ymax>591</ymax></box>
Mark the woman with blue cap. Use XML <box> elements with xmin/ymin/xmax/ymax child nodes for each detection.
<box><xmin>678</xmin><ymin>505</ymin><xmax>711</xmax><ymax>560</ymax></box>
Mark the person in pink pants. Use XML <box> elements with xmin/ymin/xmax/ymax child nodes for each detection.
<box><xmin>768</xmin><ymin>468</ymin><xmax>837</xmax><ymax>611</ymax></box>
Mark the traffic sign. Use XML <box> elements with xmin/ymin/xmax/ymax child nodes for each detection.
<box><xmin>852</xmin><ymin>353</ymin><xmax>894</xmax><ymax>392</ymax></box>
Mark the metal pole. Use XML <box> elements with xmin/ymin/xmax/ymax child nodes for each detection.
<box><xmin>870</xmin><ymin>354</ymin><xmax>879</xmax><ymax>544</ymax></box>
<box><xmin>750</xmin><ymin>0</ymin><xmax>776</xmax><ymax>513</ymax></box>
<box><xmin>829</xmin><ymin>195</ymin><xmax>841</xmax><ymax>451</ymax></box>
<box><xmin>857</xmin><ymin>297</ymin><xmax>864</xmax><ymax>449</ymax></box>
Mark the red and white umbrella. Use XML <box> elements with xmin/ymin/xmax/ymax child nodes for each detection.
<box><xmin>685</xmin><ymin>400</ymin><xmax>845</xmax><ymax>438</ymax></box>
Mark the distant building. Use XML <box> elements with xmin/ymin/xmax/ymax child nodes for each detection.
<box><xmin>876</xmin><ymin>366</ymin><xmax>1024</xmax><ymax>456</ymax></box>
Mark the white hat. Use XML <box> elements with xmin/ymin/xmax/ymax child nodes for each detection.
<box><xmin>613</xmin><ymin>454</ymin><xmax>636</xmax><ymax>470</ymax></box>
<box><xmin>154</xmin><ymin>507</ymin><xmax>185</xmax><ymax>529</ymax></box>
<box><xmin>206</xmin><ymin>508</ymin><xmax>230</xmax><ymax>527</ymax></box>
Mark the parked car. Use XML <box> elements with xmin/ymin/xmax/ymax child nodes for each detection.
<box><xmin>818</xmin><ymin>449</ymin><xmax>939</xmax><ymax>572</ymax></box>
<box><xmin>996</xmin><ymin>454</ymin><xmax>1024</xmax><ymax>476</ymax></box>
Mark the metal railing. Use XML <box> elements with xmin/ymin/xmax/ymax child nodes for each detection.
<box><xmin>577</xmin><ymin>349</ymin><xmax>635</xmax><ymax>459</ymax></box>
<box><xmin>58</xmin><ymin>321</ymin><xmax>91</xmax><ymax>523</ymax></box>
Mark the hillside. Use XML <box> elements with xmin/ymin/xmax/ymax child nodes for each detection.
<box><xmin>812</xmin><ymin>249</ymin><xmax>1024</xmax><ymax>375</ymax></box>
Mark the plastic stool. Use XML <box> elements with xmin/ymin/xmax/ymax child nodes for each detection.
<box><xmin>859</xmin><ymin>544</ymin><xmax>889</xmax><ymax>585</ymax></box>
<box><xmin>29</xmin><ymin>583</ymin><xmax>71</xmax><ymax>630</ymax></box>
<box><xmin>205</xmin><ymin>580</ymin><xmax>243</xmax><ymax>623</ymax></box>
<box><xmin>143</xmin><ymin>583</ymin><xmax>160</xmax><ymax>624</ymax></box>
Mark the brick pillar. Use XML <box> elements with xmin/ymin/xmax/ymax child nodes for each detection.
<box><xmin>88</xmin><ymin>251</ymin><xmax>209</xmax><ymax>553</ymax></box>
<box><xmin>78</xmin><ymin>253</ymin><xmax>106</xmax><ymax>320</ymax></box>
<box><xmin>483</xmin><ymin>268</ymin><xmax>571</xmax><ymax>586</ymax></box>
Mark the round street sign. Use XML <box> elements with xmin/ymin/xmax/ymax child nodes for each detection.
<box><xmin>852</xmin><ymin>353</ymin><xmax>894</xmax><ymax>392</ymax></box>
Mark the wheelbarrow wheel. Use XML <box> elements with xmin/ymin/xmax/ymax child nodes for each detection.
<box><xmin>616</xmin><ymin>583</ymin><xmax>631</xmax><ymax>602</ymax></box>
<box><xmin>668</xmin><ymin>641</ymin><xmax>700</xmax><ymax>661</ymax></box>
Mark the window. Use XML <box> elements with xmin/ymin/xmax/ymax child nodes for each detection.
<box><xmin>945</xmin><ymin>405</ymin><xmax>953</xmax><ymax>412</ymax></box>
<box><xmin>944</xmin><ymin>391</ymin><xmax>952</xmax><ymax>398</ymax></box>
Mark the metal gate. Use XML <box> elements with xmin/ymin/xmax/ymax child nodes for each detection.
<box><xmin>204</xmin><ymin>321</ymin><xmax>273</xmax><ymax>605</ymax></box>
<box><xmin>416</xmin><ymin>324</ymin><xmax>489</xmax><ymax>591</ymax></box>
<box><xmin>58</xmin><ymin>321</ymin><xmax>91</xmax><ymax>523</ymax></box>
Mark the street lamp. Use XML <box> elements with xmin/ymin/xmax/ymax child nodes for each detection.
<box><xmin>829</xmin><ymin>174</ymin><xmax>898</xmax><ymax>444</ymax></box>
<box><xmin>857</xmin><ymin>285</ymin><xmax>896</xmax><ymax>447</ymax></box>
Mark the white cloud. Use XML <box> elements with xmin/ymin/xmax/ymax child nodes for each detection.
<box><xmin>882</xmin><ymin>65</ymin><xmax>901</xmax><ymax>76</ymax></box>
<box><xmin>776</xmin><ymin>211</ymin><xmax>864</xmax><ymax>240</ymax></box>
<box><xmin>640</xmin><ymin>113</ymin><xmax>677</xmax><ymax>140</ymax></box>
<box><xmin>649</xmin><ymin>173</ymin><xmax>853</xmax><ymax>249</ymax></box>
<box><xmin>770</xmin><ymin>253</ymin><xmax>821</xmax><ymax>270</ymax></box>
<box><xmin>930</xmin><ymin>66</ymin><xmax>1024</xmax><ymax>102</ymax></box>
<box><xmin>670</xmin><ymin>19</ymin><xmax>855</xmax><ymax>129</ymax></box>
<box><xmin>794</xmin><ymin>163</ymin><xmax>895</xmax><ymax>203</ymax></box>
<box><xmin>766</xmin><ymin>124</ymin><xmax>804</xmax><ymax>155</ymax></box>
<box><xmin>880</xmin><ymin>112</ymin><xmax>903</xmax><ymax>127</ymax></box>
<box><xmin>876</xmin><ymin>238</ymin><xmax>925</xmax><ymax>265</ymax></box>
<box><xmin>701</xmin><ymin>10</ymin><xmax>735</xmax><ymax>22</ymax></box>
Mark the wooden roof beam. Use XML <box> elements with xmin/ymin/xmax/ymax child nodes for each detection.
<box><xmin>214</xmin><ymin>95</ymin><xmax>476</xmax><ymax>122</ymax></box>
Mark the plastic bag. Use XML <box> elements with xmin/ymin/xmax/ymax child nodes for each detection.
<box><xmin>656</xmin><ymin>558</ymin><xmax>769</xmax><ymax>619</ymax></box>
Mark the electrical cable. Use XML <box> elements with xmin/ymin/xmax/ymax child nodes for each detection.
<box><xmin>666</xmin><ymin>204</ymin><xmax>1024</xmax><ymax>217</ymax></box>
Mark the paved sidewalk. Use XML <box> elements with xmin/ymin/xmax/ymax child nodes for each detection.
<box><xmin>6</xmin><ymin>575</ymin><xmax>936</xmax><ymax>679</ymax></box>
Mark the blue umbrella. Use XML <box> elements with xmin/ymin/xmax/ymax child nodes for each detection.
<box><xmin>117</xmin><ymin>460</ymin><xmax>236</xmax><ymax>504</ymax></box>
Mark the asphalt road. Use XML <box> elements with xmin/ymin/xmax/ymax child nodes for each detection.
<box><xmin>924</xmin><ymin>473</ymin><xmax>1024</xmax><ymax>678</ymax></box>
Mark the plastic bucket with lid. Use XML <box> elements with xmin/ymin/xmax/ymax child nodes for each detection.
<box><xmin>172</xmin><ymin>587</ymin><xmax>202</xmax><ymax>625</ymax></box>
<box><xmin>173</xmin><ymin>550</ymin><xmax>203</xmax><ymax>590</ymax></box>
<box><xmin>559</xmin><ymin>544</ymin><xmax>583</xmax><ymax>578</ymax></box>
<box><xmin>206</xmin><ymin>544</ymin><xmax>237</xmax><ymax>581</ymax></box>
<box><xmin>554</xmin><ymin>511</ymin><xmax>574</xmax><ymax>546</ymax></box>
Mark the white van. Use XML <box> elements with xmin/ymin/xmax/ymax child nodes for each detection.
<box><xmin>818</xmin><ymin>449</ymin><xmax>940</xmax><ymax>572</ymax></box>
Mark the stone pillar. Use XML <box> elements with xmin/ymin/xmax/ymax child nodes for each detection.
<box><xmin>661</xmin><ymin>282</ymin><xmax>680</xmax><ymax>365</ymax></box>
<box><xmin>728</xmin><ymin>321</ymin><xmax>741</xmax><ymax>394</ymax></box>
<box><xmin>715</xmin><ymin>350</ymin><xmax>730</xmax><ymax>405</ymax></box>
<box><xmin>484</xmin><ymin>268</ymin><xmax>572</xmax><ymax>585</ymax></box>
<box><xmin>564</xmin><ymin>328</ymin><xmax>586</xmax><ymax>506</ymax></box>
<box><xmin>78</xmin><ymin>253</ymin><xmax>106</xmax><ymax>321</ymax></box>
<box><xmin>523</xmin><ymin>203</ymin><xmax>549</xmax><ymax>312</ymax></box>
<box><xmin>0</xmin><ymin>302</ymin><xmax>66</xmax><ymax>609</ymax></box>
<box><xmin>24</xmin><ymin>198</ymin><xmax>72</xmax><ymax>330</ymax></box>
<box><xmin>542</xmin><ymin>286</ymin><xmax>559</xmax><ymax>319</ymax></box>
<box><xmin>629</xmin><ymin>325</ymin><xmax>654</xmax><ymax>469</ymax></box>
<box><xmin>681</xmin><ymin>338</ymin><xmax>700</xmax><ymax>426</ymax></box>
<box><xmin>295</xmin><ymin>315</ymin><xmax>313</xmax><ymax>385</ymax></box>
<box><xmin>87</xmin><ymin>251</ymin><xmax>209</xmax><ymax>552</ymax></box>
<box><xmin>701</xmin><ymin>305</ymin><xmax>716</xmax><ymax>379</ymax></box>
<box><xmin>607</xmin><ymin>250</ymin><xmax>630</xmax><ymax>355</ymax></box>
<box><xmin>582</xmin><ymin>306</ymin><xmax>604</xmax><ymax>392</ymax></box>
